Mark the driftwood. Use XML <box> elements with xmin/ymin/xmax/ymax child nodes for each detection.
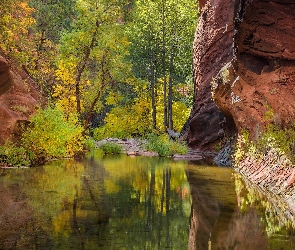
<box><xmin>166</xmin><ymin>129</ymin><xmax>180</xmax><ymax>140</ymax></box>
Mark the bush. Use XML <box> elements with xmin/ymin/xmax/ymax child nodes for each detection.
<box><xmin>146</xmin><ymin>134</ymin><xmax>188</xmax><ymax>157</ymax></box>
<box><xmin>0</xmin><ymin>141</ymin><xmax>31</xmax><ymax>167</ymax></box>
<box><xmin>93</xmin><ymin>126</ymin><xmax>130</xmax><ymax>140</ymax></box>
<box><xmin>100</xmin><ymin>142</ymin><xmax>123</xmax><ymax>155</ymax></box>
<box><xmin>234</xmin><ymin>124</ymin><xmax>295</xmax><ymax>165</ymax></box>
<box><xmin>257</xmin><ymin>124</ymin><xmax>295</xmax><ymax>158</ymax></box>
<box><xmin>22</xmin><ymin>107</ymin><xmax>84</xmax><ymax>163</ymax></box>
<box><xmin>84</xmin><ymin>136</ymin><xmax>96</xmax><ymax>151</ymax></box>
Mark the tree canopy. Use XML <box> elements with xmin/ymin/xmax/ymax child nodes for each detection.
<box><xmin>0</xmin><ymin>0</ymin><xmax>199</xmax><ymax>163</ymax></box>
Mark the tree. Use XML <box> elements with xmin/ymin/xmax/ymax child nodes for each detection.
<box><xmin>54</xmin><ymin>0</ymin><xmax>131</xmax><ymax>131</ymax></box>
<box><xmin>128</xmin><ymin>0</ymin><xmax>198</xmax><ymax>131</ymax></box>
<box><xmin>29</xmin><ymin>0</ymin><xmax>75</xmax><ymax>44</ymax></box>
<box><xmin>127</xmin><ymin>0</ymin><xmax>162</xmax><ymax>130</ymax></box>
<box><xmin>0</xmin><ymin>0</ymin><xmax>35</xmax><ymax>63</ymax></box>
<box><xmin>26</xmin><ymin>0</ymin><xmax>76</xmax><ymax>95</ymax></box>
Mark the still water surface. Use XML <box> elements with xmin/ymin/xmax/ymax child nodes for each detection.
<box><xmin>0</xmin><ymin>152</ymin><xmax>294</xmax><ymax>249</ymax></box>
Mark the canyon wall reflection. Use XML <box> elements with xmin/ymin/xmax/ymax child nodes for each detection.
<box><xmin>186</xmin><ymin>164</ymin><xmax>295</xmax><ymax>250</ymax></box>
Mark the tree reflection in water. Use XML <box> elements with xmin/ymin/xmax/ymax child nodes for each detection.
<box><xmin>186</xmin><ymin>164</ymin><xmax>295</xmax><ymax>250</ymax></box>
<box><xmin>0</xmin><ymin>155</ymin><xmax>294</xmax><ymax>249</ymax></box>
<box><xmin>0</xmin><ymin>154</ymin><xmax>191</xmax><ymax>249</ymax></box>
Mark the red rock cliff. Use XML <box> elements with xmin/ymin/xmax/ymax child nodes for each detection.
<box><xmin>186</xmin><ymin>0</ymin><xmax>295</xmax><ymax>149</ymax></box>
<box><xmin>0</xmin><ymin>55</ymin><xmax>42</xmax><ymax>144</ymax></box>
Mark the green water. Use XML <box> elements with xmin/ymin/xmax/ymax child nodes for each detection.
<box><xmin>0</xmin><ymin>153</ymin><xmax>294</xmax><ymax>249</ymax></box>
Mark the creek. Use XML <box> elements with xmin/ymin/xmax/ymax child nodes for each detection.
<box><xmin>0</xmin><ymin>152</ymin><xmax>294</xmax><ymax>249</ymax></box>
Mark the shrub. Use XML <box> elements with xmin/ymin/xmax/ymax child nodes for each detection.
<box><xmin>169</xmin><ymin>140</ymin><xmax>188</xmax><ymax>155</ymax></box>
<box><xmin>0</xmin><ymin>141</ymin><xmax>31</xmax><ymax>167</ymax></box>
<box><xmin>22</xmin><ymin>107</ymin><xmax>84</xmax><ymax>163</ymax></box>
<box><xmin>100</xmin><ymin>142</ymin><xmax>122</xmax><ymax>155</ymax></box>
<box><xmin>84</xmin><ymin>136</ymin><xmax>96</xmax><ymax>151</ymax></box>
<box><xmin>233</xmin><ymin>124</ymin><xmax>295</xmax><ymax>165</ymax></box>
<box><xmin>93</xmin><ymin>126</ymin><xmax>130</xmax><ymax>140</ymax></box>
<box><xmin>146</xmin><ymin>133</ymin><xmax>188</xmax><ymax>157</ymax></box>
<box><xmin>257</xmin><ymin>124</ymin><xmax>295</xmax><ymax>158</ymax></box>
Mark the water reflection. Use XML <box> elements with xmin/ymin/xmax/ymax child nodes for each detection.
<box><xmin>186</xmin><ymin>164</ymin><xmax>295</xmax><ymax>250</ymax></box>
<box><xmin>0</xmin><ymin>154</ymin><xmax>294</xmax><ymax>249</ymax></box>
<box><xmin>0</xmin><ymin>154</ymin><xmax>191</xmax><ymax>249</ymax></box>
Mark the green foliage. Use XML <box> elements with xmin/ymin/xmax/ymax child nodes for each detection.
<box><xmin>93</xmin><ymin>88</ymin><xmax>153</xmax><ymax>139</ymax></box>
<box><xmin>100</xmin><ymin>142</ymin><xmax>123</xmax><ymax>155</ymax></box>
<box><xmin>146</xmin><ymin>134</ymin><xmax>187</xmax><ymax>157</ymax></box>
<box><xmin>94</xmin><ymin>78</ymin><xmax>191</xmax><ymax>139</ymax></box>
<box><xmin>29</xmin><ymin>0</ymin><xmax>76</xmax><ymax>43</ymax></box>
<box><xmin>234</xmin><ymin>124</ymin><xmax>295</xmax><ymax>165</ymax></box>
<box><xmin>94</xmin><ymin>126</ymin><xmax>130</xmax><ymax>140</ymax></box>
<box><xmin>168</xmin><ymin>140</ymin><xmax>188</xmax><ymax>155</ymax></box>
<box><xmin>0</xmin><ymin>0</ymin><xmax>196</xmax><ymax>143</ymax></box>
<box><xmin>126</xmin><ymin>0</ymin><xmax>197</xmax><ymax>131</ymax></box>
<box><xmin>257</xmin><ymin>124</ymin><xmax>295</xmax><ymax>158</ymax></box>
<box><xmin>84</xmin><ymin>136</ymin><xmax>96</xmax><ymax>151</ymax></box>
<box><xmin>233</xmin><ymin>129</ymin><xmax>250</xmax><ymax>164</ymax></box>
<box><xmin>54</xmin><ymin>0</ymin><xmax>131</xmax><ymax>119</ymax></box>
<box><xmin>22</xmin><ymin>106</ymin><xmax>84</xmax><ymax>163</ymax></box>
<box><xmin>128</xmin><ymin>0</ymin><xmax>198</xmax><ymax>82</ymax></box>
<box><xmin>0</xmin><ymin>141</ymin><xmax>31</xmax><ymax>167</ymax></box>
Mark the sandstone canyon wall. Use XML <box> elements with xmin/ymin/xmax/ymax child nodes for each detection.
<box><xmin>0</xmin><ymin>54</ymin><xmax>42</xmax><ymax>144</ymax></box>
<box><xmin>186</xmin><ymin>0</ymin><xmax>295</xmax><ymax>149</ymax></box>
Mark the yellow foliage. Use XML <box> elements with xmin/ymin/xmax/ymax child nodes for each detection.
<box><xmin>0</xmin><ymin>1</ymin><xmax>35</xmax><ymax>63</ymax></box>
<box><xmin>105</xmin><ymin>92</ymin><xmax>123</xmax><ymax>106</ymax></box>
<box><xmin>55</xmin><ymin>60</ymin><xmax>76</xmax><ymax>85</ymax></box>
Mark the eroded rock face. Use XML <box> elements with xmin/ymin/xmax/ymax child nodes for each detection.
<box><xmin>185</xmin><ymin>0</ymin><xmax>238</xmax><ymax>150</ymax></box>
<box><xmin>0</xmin><ymin>55</ymin><xmax>42</xmax><ymax>144</ymax></box>
<box><xmin>186</xmin><ymin>0</ymin><xmax>295</xmax><ymax>148</ymax></box>
<box><xmin>214</xmin><ymin>0</ymin><xmax>295</xmax><ymax>138</ymax></box>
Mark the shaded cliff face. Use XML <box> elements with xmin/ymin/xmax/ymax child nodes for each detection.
<box><xmin>0</xmin><ymin>55</ymin><xmax>42</xmax><ymax>144</ymax></box>
<box><xmin>187</xmin><ymin>0</ymin><xmax>295</xmax><ymax>148</ymax></box>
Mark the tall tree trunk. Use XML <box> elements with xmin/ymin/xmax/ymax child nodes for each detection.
<box><xmin>150</xmin><ymin>56</ymin><xmax>157</xmax><ymax>130</ymax></box>
<box><xmin>147</xmin><ymin>166</ymin><xmax>155</xmax><ymax>227</ymax></box>
<box><xmin>75</xmin><ymin>20</ymin><xmax>100</xmax><ymax>115</ymax></box>
<box><xmin>34</xmin><ymin>28</ymin><xmax>46</xmax><ymax>70</ymax></box>
<box><xmin>157</xmin><ymin>169</ymin><xmax>166</xmax><ymax>249</ymax></box>
<box><xmin>83</xmin><ymin>51</ymin><xmax>110</xmax><ymax>132</ymax></box>
<box><xmin>168</xmin><ymin>50</ymin><xmax>174</xmax><ymax>130</ymax></box>
<box><xmin>161</xmin><ymin>0</ymin><xmax>168</xmax><ymax>128</ymax></box>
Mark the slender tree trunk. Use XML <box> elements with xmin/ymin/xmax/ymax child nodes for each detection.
<box><xmin>157</xmin><ymin>169</ymin><xmax>166</xmax><ymax>249</ymax></box>
<box><xmin>83</xmin><ymin>52</ymin><xmax>110</xmax><ymax>132</ymax></box>
<box><xmin>147</xmin><ymin>166</ymin><xmax>155</xmax><ymax>227</ymax></box>
<box><xmin>35</xmin><ymin>28</ymin><xmax>46</xmax><ymax>70</ymax></box>
<box><xmin>168</xmin><ymin>49</ymin><xmax>174</xmax><ymax>130</ymax></box>
<box><xmin>161</xmin><ymin>0</ymin><xmax>168</xmax><ymax>129</ymax></box>
<box><xmin>151</xmin><ymin>63</ymin><xmax>157</xmax><ymax>130</ymax></box>
<box><xmin>75</xmin><ymin>20</ymin><xmax>100</xmax><ymax>115</ymax></box>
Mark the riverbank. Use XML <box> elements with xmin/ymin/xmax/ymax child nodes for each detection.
<box><xmin>235</xmin><ymin>149</ymin><xmax>295</xmax><ymax>217</ymax></box>
<box><xmin>95</xmin><ymin>138</ymin><xmax>158</xmax><ymax>157</ymax></box>
<box><xmin>95</xmin><ymin>138</ymin><xmax>219</xmax><ymax>162</ymax></box>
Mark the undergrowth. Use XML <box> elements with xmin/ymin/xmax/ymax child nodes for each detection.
<box><xmin>234</xmin><ymin>124</ymin><xmax>295</xmax><ymax>165</ymax></box>
<box><xmin>0</xmin><ymin>106</ymin><xmax>86</xmax><ymax>167</ymax></box>
<box><xmin>0</xmin><ymin>141</ymin><xmax>31</xmax><ymax>167</ymax></box>
<box><xmin>100</xmin><ymin>142</ymin><xmax>123</xmax><ymax>155</ymax></box>
<box><xmin>145</xmin><ymin>133</ymin><xmax>187</xmax><ymax>157</ymax></box>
